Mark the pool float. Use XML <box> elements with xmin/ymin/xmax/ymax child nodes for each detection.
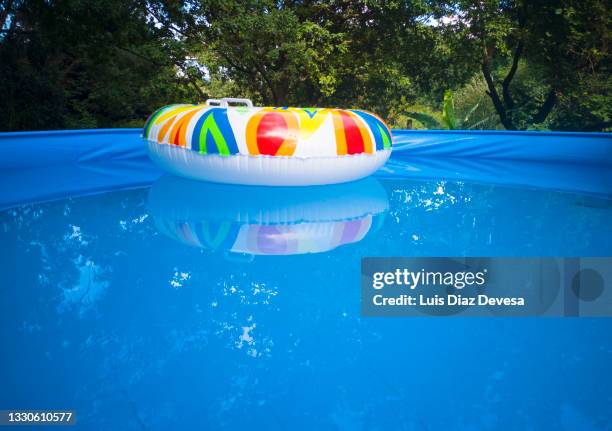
<box><xmin>143</xmin><ymin>98</ymin><xmax>392</xmax><ymax>186</ymax></box>
<box><xmin>148</xmin><ymin>175</ymin><xmax>388</xmax><ymax>256</ymax></box>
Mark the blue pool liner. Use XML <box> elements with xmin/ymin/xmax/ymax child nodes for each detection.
<box><xmin>0</xmin><ymin>129</ymin><xmax>161</xmax><ymax>209</ymax></box>
<box><xmin>379</xmin><ymin>157</ymin><xmax>612</xmax><ymax>198</ymax></box>
<box><xmin>0</xmin><ymin>128</ymin><xmax>144</xmax><ymax>170</ymax></box>
<box><xmin>392</xmin><ymin>130</ymin><xmax>612</xmax><ymax>165</ymax></box>
<box><xmin>0</xmin><ymin>128</ymin><xmax>610</xmax><ymax>208</ymax></box>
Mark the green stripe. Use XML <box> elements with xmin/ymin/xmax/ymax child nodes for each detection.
<box><xmin>378</xmin><ymin>124</ymin><xmax>391</xmax><ymax>149</ymax></box>
<box><xmin>199</xmin><ymin>114</ymin><xmax>230</xmax><ymax>155</ymax></box>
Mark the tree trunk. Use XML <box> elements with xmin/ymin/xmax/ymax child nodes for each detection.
<box><xmin>532</xmin><ymin>89</ymin><xmax>557</xmax><ymax>124</ymax></box>
<box><xmin>482</xmin><ymin>58</ymin><xmax>516</xmax><ymax>130</ymax></box>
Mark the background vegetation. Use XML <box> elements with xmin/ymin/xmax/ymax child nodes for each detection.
<box><xmin>0</xmin><ymin>0</ymin><xmax>610</xmax><ymax>131</ymax></box>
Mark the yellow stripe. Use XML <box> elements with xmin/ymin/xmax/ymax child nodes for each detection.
<box><xmin>154</xmin><ymin>105</ymin><xmax>198</xmax><ymax>126</ymax></box>
<box><xmin>294</xmin><ymin>108</ymin><xmax>329</xmax><ymax>140</ymax></box>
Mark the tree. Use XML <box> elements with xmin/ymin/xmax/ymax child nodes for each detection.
<box><xmin>147</xmin><ymin>0</ymin><xmax>351</xmax><ymax>106</ymax></box>
<box><xmin>0</xmin><ymin>0</ymin><xmax>192</xmax><ymax>131</ymax></box>
<box><xmin>437</xmin><ymin>0</ymin><xmax>611</xmax><ymax>130</ymax></box>
<box><xmin>1</xmin><ymin>0</ymin><xmax>608</xmax><ymax>131</ymax></box>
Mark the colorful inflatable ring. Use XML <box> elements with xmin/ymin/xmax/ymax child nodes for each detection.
<box><xmin>143</xmin><ymin>98</ymin><xmax>393</xmax><ymax>186</ymax></box>
<box><xmin>148</xmin><ymin>175</ymin><xmax>389</xmax><ymax>256</ymax></box>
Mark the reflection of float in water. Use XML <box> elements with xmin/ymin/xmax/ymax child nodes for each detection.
<box><xmin>148</xmin><ymin>175</ymin><xmax>389</xmax><ymax>255</ymax></box>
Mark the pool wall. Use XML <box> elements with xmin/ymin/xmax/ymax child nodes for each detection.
<box><xmin>1</xmin><ymin>128</ymin><xmax>611</xmax><ymax>209</ymax></box>
<box><xmin>0</xmin><ymin>129</ymin><xmax>161</xmax><ymax>209</ymax></box>
<box><xmin>392</xmin><ymin>130</ymin><xmax>612</xmax><ymax>165</ymax></box>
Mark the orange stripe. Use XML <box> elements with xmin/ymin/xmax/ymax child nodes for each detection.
<box><xmin>332</xmin><ymin>112</ymin><xmax>347</xmax><ymax>155</ymax></box>
<box><xmin>158</xmin><ymin>116</ymin><xmax>177</xmax><ymax>142</ymax></box>
<box><xmin>181</xmin><ymin>110</ymin><xmax>200</xmax><ymax>146</ymax></box>
<box><xmin>276</xmin><ymin>111</ymin><xmax>299</xmax><ymax>156</ymax></box>
<box><xmin>159</xmin><ymin>107</ymin><xmax>200</xmax><ymax>143</ymax></box>
<box><xmin>169</xmin><ymin>119</ymin><xmax>182</xmax><ymax>145</ymax></box>
<box><xmin>174</xmin><ymin>120</ymin><xmax>187</xmax><ymax>146</ymax></box>
<box><xmin>173</xmin><ymin>110</ymin><xmax>199</xmax><ymax>146</ymax></box>
<box><xmin>168</xmin><ymin>109</ymin><xmax>199</xmax><ymax>145</ymax></box>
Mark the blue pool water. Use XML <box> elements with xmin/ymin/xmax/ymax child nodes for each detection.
<box><xmin>1</xmin><ymin>153</ymin><xmax>612</xmax><ymax>430</ymax></box>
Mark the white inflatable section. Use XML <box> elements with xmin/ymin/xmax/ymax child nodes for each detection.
<box><xmin>291</xmin><ymin>113</ymin><xmax>338</xmax><ymax>158</ymax></box>
<box><xmin>147</xmin><ymin>141</ymin><xmax>391</xmax><ymax>186</ymax></box>
<box><xmin>227</xmin><ymin>107</ymin><xmax>262</xmax><ymax>155</ymax></box>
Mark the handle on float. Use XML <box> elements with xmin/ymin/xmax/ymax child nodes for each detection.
<box><xmin>222</xmin><ymin>98</ymin><xmax>254</xmax><ymax>107</ymax></box>
<box><xmin>204</xmin><ymin>98</ymin><xmax>253</xmax><ymax>108</ymax></box>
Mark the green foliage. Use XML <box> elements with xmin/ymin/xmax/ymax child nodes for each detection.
<box><xmin>158</xmin><ymin>0</ymin><xmax>352</xmax><ymax>106</ymax></box>
<box><xmin>0</xmin><ymin>0</ymin><xmax>609</xmax><ymax>132</ymax></box>
<box><xmin>438</xmin><ymin>0</ymin><xmax>611</xmax><ymax>130</ymax></box>
<box><xmin>0</xmin><ymin>0</ymin><xmax>192</xmax><ymax>131</ymax></box>
<box><xmin>441</xmin><ymin>90</ymin><xmax>457</xmax><ymax>130</ymax></box>
<box><xmin>403</xmin><ymin>106</ymin><xmax>446</xmax><ymax>130</ymax></box>
<box><xmin>399</xmin><ymin>89</ymin><xmax>498</xmax><ymax>130</ymax></box>
<box><xmin>546</xmin><ymin>72</ymin><xmax>612</xmax><ymax>132</ymax></box>
<box><xmin>453</xmin><ymin>77</ymin><xmax>503</xmax><ymax>130</ymax></box>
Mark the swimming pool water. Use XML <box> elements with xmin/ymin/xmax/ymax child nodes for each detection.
<box><xmin>1</xmin><ymin>172</ymin><xmax>612</xmax><ymax>430</ymax></box>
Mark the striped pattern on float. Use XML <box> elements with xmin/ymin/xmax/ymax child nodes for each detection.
<box><xmin>143</xmin><ymin>105</ymin><xmax>393</xmax><ymax>158</ymax></box>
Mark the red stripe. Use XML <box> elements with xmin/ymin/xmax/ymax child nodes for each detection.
<box><xmin>257</xmin><ymin>113</ymin><xmax>287</xmax><ymax>155</ymax></box>
<box><xmin>341</xmin><ymin>112</ymin><xmax>365</xmax><ymax>154</ymax></box>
